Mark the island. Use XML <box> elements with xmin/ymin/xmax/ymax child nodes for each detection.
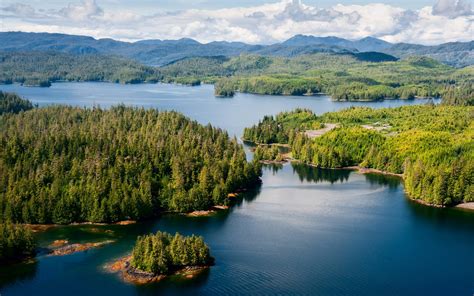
<box><xmin>244</xmin><ymin>105</ymin><xmax>474</xmax><ymax>208</ymax></box>
<box><xmin>106</xmin><ymin>231</ymin><xmax>213</xmax><ymax>284</ymax></box>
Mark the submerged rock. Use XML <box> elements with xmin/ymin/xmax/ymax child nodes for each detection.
<box><xmin>48</xmin><ymin>240</ymin><xmax>115</xmax><ymax>256</ymax></box>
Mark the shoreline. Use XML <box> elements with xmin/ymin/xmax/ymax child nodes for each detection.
<box><xmin>454</xmin><ymin>202</ymin><xmax>474</xmax><ymax>211</ymax></box>
<box><xmin>105</xmin><ymin>255</ymin><xmax>211</xmax><ymax>284</ymax></box>
<box><xmin>24</xmin><ymin>220</ymin><xmax>137</xmax><ymax>233</ymax></box>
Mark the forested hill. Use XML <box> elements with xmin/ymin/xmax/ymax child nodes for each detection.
<box><xmin>0</xmin><ymin>103</ymin><xmax>262</xmax><ymax>224</ymax></box>
<box><xmin>0</xmin><ymin>32</ymin><xmax>471</xmax><ymax>67</ymax></box>
<box><xmin>202</xmin><ymin>54</ymin><xmax>472</xmax><ymax>105</ymax></box>
<box><xmin>243</xmin><ymin>106</ymin><xmax>474</xmax><ymax>207</ymax></box>
<box><xmin>0</xmin><ymin>51</ymin><xmax>162</xmax><ymax>86</ymax></box>
<box><xmin>1</xmin><ymin>51</ymin><xmax>472</xmax><ymax>104</ymax></box>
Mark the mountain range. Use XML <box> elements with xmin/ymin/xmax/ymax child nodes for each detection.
<box><xmin>0</xmin><ymin>32</ymin><xmax>472</xmax><ymax>67</ymax></box>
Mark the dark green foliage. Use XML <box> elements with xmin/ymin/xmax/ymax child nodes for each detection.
<box><xmin>163</xmin><ymin>53</ymin><xmax>472</xmax><ymax>104</ymax></box>
<box><xmin>215</xmin><ymin>75</ymin><xmax>321</xmax><ymax>96</ymax></box>
<box><xmin>253</xmin><ymin>145</ymin><xmax>282</xmax><ymax>162</ymax></box>
<box><xmin>0</xmin><ymin>106</ymin><xmax>261</xmax><ymax>224</ymax></box>
<box><xmin>441</xmin><ymin>82</ymin><xmax>474</xmax><ymax>106</ymax></box>
<box><xmin>0</xmin><ymin>92</ymin><xmax>34</xmax><ymax>115</ymax></box>
<box><xmin>352</xmin><ymin>52</ymin><xmax>398</xmax><ymax>62</ymax></box>
<box><xmin>0</xmin><ymin>52</ymin><xmax>162</xmax><ymax>86</ymax></box>
<box><xmin>0</xmin><ymin>223</ymin><xmax>36</xmax><ymax>263</ymax></box>
<box><xmin>246</xmin><ymin>105</ymin><xmax>474</xmax><ymax>206</ymax></box>
<box><xmin>130</xmin><ymin>231</ymin><xmax>211</xmax><ymax>275</ymax></box>
<box><xmin>243</xmin><ymin>109</ymin><xmax>320</xmax><ymax>144</ymax></box>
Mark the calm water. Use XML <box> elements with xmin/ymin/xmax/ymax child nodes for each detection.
<box><xmin>0</xmin><ymin>83</ymin><xmax>471</xmax><ymax>296</ymax></box>
<box><xmin>0</xmin><ymin>82</ymin><xmax>439</xmax><ymax>138</ymax></box>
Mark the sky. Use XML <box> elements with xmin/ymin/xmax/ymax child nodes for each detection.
<box><xmin>0</xmin><ymin>0</ymin><xmax>472</xmax><ymax>45</ymax></box>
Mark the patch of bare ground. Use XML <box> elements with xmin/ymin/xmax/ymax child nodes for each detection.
<box><xmin>304</xmin><ymin>123</ymin><xmax>338</xmax><ymax>138</ymax></box>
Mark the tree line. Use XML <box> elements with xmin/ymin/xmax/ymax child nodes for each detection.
<box><xmin>0</xmin><ymin>91</ymin><xmax>34</xmax><ymax>115</ymax></box>
<box><xmin>2</xmin><ymin>51</ymin><xmax>472</xmax><ymax>105</ymax></box>
<box><xmin>0</xmin><ymin>223</ymin><xmax>36</xmax><ymax>263</ymax></box>
<box><xmin>244</xmin><ymin>105</ymin><xmax>474</xmax><ymax>206</ymax></box>
<box><xmin>0</xmin><ymin>52</ymin><xmax>162</xmax><ymax>86</ymax></box>
<box><xmin>130</xmin><ymin>231</ymin><xmax>212</xmax><ymax>275</ymax></box>
<box><xmin>0</xmin><ymin>102</ymin><xmax>261</xmax><ymax>224</ymax></box>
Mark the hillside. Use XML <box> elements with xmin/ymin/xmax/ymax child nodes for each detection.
<box><xmin>162</xmin><ymin>54</ymin><xmax>472</xmax><ymax>103</ymax></box>
<box><xmin>0</xmin><ymin>32</ymin><xmax>471</xmax><ymax>67</ymax></box>
<box><xmin>244</xmin><ymin>106</ymin><xmax>474</xmax><ymax>207</ymax></box>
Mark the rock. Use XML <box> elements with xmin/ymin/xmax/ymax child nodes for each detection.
<box><xmin>48</xmin><ymin>240</ymin><xmax>115</xmax><ymax>256</ymax></box>
<box><xmin>49</xmin><ymin>240</ymin><xmax>69</xmax><ymax>248</ymax></box>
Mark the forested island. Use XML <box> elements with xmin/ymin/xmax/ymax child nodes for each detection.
<box><xmin>1</xmin><ymin>51</ymin><xmax>472</xmax><ymax>104</ymax></box>
<box><xmin>107</xmin><ymin>231</ymin><xmax>213</xmax><ymax>284</ymax></box>
<box><xmin>0</xmin><ymin>97</ymin><xmax>261</xmax><ymax>224</ymax></box>
<box><xmin>0</xmin><ymin>52</ymin><xmax>162</xmax><ymax>86</ymax></box>
<box><xmin>244</xmin><ymin>105</ymin><xmax>474</xmax><ymax>207</ymax></box>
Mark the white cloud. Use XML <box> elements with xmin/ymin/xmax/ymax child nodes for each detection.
<box><xmin>432</xmin><ymin>0</ymin><xmax>472</xmax><ymax>18</ymax></box>
<box><xmin>0</xmin><ymin>0</ymin><xmax>472</xmax><ymax>45</ymax></box>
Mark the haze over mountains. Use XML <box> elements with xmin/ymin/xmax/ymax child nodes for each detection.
<box><xmin>0</xmin><ymin>32</ymin><xmax>472</xmax><ymax>67</ymax></box>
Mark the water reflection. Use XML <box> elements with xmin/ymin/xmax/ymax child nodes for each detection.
<box><xmin>134</xmin><ymin>268</ymin><xmax>211</xmax><ymax>295</ymax></box>
<box><xmin>363</xmin><ymin>172</ymin><xmax>401</xmax><ymax>189</ymax></box>
<box><xmin>263</xmin><ymin>163</ymin><xmax>284</xmax><ymax>174</ymax></box>
<box><xmin>0</xmin><ymin>259</ymin><xmax>38</xmax><ymax>289</ymax></box>
<box><xmin>291</xmin><ymin>163</ymin><xmax>351</xmax><ymax>184</ymax></box>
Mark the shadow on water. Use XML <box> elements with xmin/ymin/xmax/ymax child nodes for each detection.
<box><xmin>133</xmin><ymin>267</ymin><xmax>211</xmax><ymax>295</ymax></box>
<box><xmin>263</xmin><ymin>163</ymin><xmax>284</xmax><ymax>174</ymax></box>
<box><xmin>406</xmin><ymin>198</ymin><xmax>474</xmax><ymax>230</ymax></box>
<box><xmin>231</xmin><ymin>181</ymin><xmax>262</xmax><ymax>206</ymax></box>
<box><xmin>363</xmin><ymin>172</ymin><xmax>401</xmax><ymax>189</ymax></box>
<box><xmin>0</xmin><ymin>259</ymin><xmax>38</xmax><ymax>289</ymax></box>
<box><xmin>291</xmin><ymin>163</ymin><xmax>351</xmax><ymax>184</ymax></box>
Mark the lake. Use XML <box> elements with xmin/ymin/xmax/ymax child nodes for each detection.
<box><xmin>0</xmin><ymin>83</ymin><xmax>472</xmax><ymax>296</ymax></box>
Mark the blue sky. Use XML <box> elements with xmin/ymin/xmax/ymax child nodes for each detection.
<box><xmin>1</xmin><ymin>0</ymin><xmax>472</xmax><ymax>44</ymax></box>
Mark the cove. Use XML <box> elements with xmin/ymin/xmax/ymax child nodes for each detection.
<box><xmin>0</xmin><ymin>83</ymin><xmax>472</xmax><ymax>296</ymax></box>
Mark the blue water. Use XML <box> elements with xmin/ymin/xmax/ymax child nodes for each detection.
<box><xmin>0</xmin><ymin>82</ymin><xmax>439</xmax><ymax>137</ymax></box>
<box><xmin>0</xmin><ymin>83</ymin><xmax>470</xmax><ymax>296</ymax></box>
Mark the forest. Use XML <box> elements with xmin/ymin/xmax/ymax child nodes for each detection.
<box><xmin>130</xmin><ymin>231</ymin><xmax>212</xmax><ymax>275</ymax></box>
<box><xmin>244</xmin><ymin>105</ymin><xmax>474</xmax><ymax>206</ymax></box>
<box><xmin>0</xmin><ymin>102</ymin><xmax>261</xmax><ymax>224</ymax></box>
<box><xmin>0</xmin><ymin>91</ymin><xmax>34</xmax><ymax>115</ymax></box>
<box><xmin>165</xmin><ymin>54</ymin><xmax>473</xmax><ymax>105</ymax></box>
<box><xmin>0</xmin><ymin>223</ymin><xmax>36</xmax><ymax>263</ymax></box>
<box><xmin>1</xmin><ymin>51</ymin><xmax>472</xmax><ymax>105</ymax></box>
<box><xmin>0</xmin><ymin>52</ymin><xmax>163</xmax><ymax>86</ymax></box>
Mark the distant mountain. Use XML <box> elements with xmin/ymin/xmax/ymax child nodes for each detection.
<box><xmin>0</xmin><ymin>32</ymin><xmax>471</xmax><ymax>67</ymax></box>
<box><xmin>386</xmin><ymin>41</ymin><xmax>474</xmax><ymax>68</ymax></box>
<box><xmin>282</xmin><ymin>34</ymin><xmax>392</xmax><ymax>52</ymax></box>
<box><xmin>0</xmin><ymin>32</ymin><xmax>252</xmax><ymax>66</ymax></box>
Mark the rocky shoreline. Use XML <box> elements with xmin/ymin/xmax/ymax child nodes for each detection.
<box><xmin>186</xmin><ymin>205</ymin><xmax>230</xmax><ymax>217</ymax></box>
<box><xmin>105</xmin><ymin>256</ymin><xmax>210</xmax><ymax>284</ymax></box>
<box><xmin>48</xmin><ymin>240</ymin><xmax>115</xmax><ymax>256</ymax></box>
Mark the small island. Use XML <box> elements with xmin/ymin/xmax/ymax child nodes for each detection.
<box><xmin>106</xmin><ymin>231</ymin><xmax>214</xmax><ymax>284</ymax></box>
